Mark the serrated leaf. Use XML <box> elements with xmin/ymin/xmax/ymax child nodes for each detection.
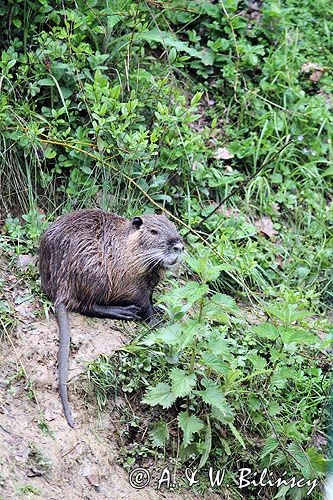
<box><xmin>178</xmin><ymin>321</ymin><xmax>208</xmax><ymax>349</ymax></box>
<box><xmin>201</xmin><ymin>352</ymin><xmax>228</xmax><ymax>375</ymax></box>
<box><xmin>202</xmin><ymin>302</ymin><xmax>229</xmax><ymax>323</ymax></box>
<box><xmin>268</xmin><ymin>401</ymin><xmax>281</xmax><ymax>416</ymax></box>
<box><xmin>265</xmin><ymin>304</ymin><xmax>312</xmax><ymax>326</ymax></box>
<box><xmin>150</xmin><ymin>421</ymin><xmax>170</xmax><ymax>447</ymax></box>
<box><xmin>211</xmin><ymin>293</ymin><xmax>240</xmax><ymax>313</ymax></box>
<box><xmin>261</xmin><ymin>437</ymin><xmax>279</xmax><ymax>458</ymax></box>
<box><xmin>248</xmin><ymin>351</ymin><xmax>267</xmax><ymax>370</ymax></box>
<box><xmin>280</xmin><ymin>328</ymin><xmax>318</xmax><ymax>345</ymax></box>
<box><xmin>178</xmin><ymin>412</ymin><xmax>204</xmax><ymax>445</ymax></box>
<box><xmin>142</xmin><ymin>383</ymin><xmax>176</xmax><ymax>409</ymax></box>
<box><xmin>197</xmin><ymin>381</ymin><xmax>232</xmax><ymax>416</ymax></box>
<box><xmin>141</xmin><ymin>324</ymin><xmax>182</xmax><ymax>347</ymax></box>
<box><xmin>184</xmin><ymin>252</ymin><xmax>225</xmax><ymax>282</ymax></box>
<box><xmin>170</xmin><ymin>368</ymin><xmax>196</xmax><ymax>397</ymax></box>
<box><xmin>306</xmin><ymin>447</ymin><xmax>329</xmax><ymax>474</ymax></box>
<box><xmin>250</xmin><ymin>323</ymin><xmax>279</xmax><ymax>340</ymax></box>
<box><xmin>287</xmin><ymin>442</ymin><xmax>313</xmax><ymax>478</ymax></box>
<box><xmin>163</xmin><ymin>282</ymin><xmax>209</xmax><ymax>307</ymax></box>
<box><xmin>205</xmin><ymin>337</ymin><xmax>230</xmax><ymax>356</ymax></box>
<box><xmin>138</xmin><ymin>29</ymin><xmax>214</xmax><ymax>65</ymax></box>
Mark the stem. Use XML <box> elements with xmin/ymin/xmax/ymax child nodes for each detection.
<box><xmin>189</xmin><ymin>294</ymin><xmax>205</xmax><ymax>373</ymax></box>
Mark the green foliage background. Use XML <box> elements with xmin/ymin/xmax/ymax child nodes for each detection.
<box><xmin>0</xmin><ymin>0</ymin><xmax>332</xmax><ymax>498</ymax></box>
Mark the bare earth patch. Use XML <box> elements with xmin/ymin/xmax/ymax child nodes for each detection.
<box><xmin>0</xmin><ymin>312</ymin><xmax>188</xmax><ymax>499</ymax></box>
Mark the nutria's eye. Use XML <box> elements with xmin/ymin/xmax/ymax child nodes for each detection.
<box><xmin>151</xmin><ymin>229</ymin><xmax>159</xmax><ymax>235</ymax></box>
<box><xmin>132</xmin><ymin>216</ymin><xmax>143</xmax><ymax>229</ymax></box>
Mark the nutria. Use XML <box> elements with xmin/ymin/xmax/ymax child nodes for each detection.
<box><xmin>39</xmin><ymin>209</ymin><xmax>184</xmax><ymax>427</ymax></box>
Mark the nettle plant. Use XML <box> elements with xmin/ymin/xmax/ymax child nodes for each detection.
<box><xmin>117</xmin><ymin>250</ymin><xmax>329</xmax><ymax>496</ymax></box>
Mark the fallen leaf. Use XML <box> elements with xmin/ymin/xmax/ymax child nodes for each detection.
<box><xmin>213</xmin><ymin>147</ymin><xmax>234</xmax><ymax>160</ymax></box>
<box><xmin>309</xmin><ymin>70</ymin><xmax>323</xmax><ymax>83</ymax></box>
<box><xmin>301</xmin><ymin>62</ymin><xmax>325</xmax><ymax>83</ymax></box>
<box><xmin>301</xmin><ymin>62</ymin><xmax>324</xmax><ymax>73</ymax></box>
<box><xmin>254</xmin><ymin>216</ymin><xmax>278</xmax><ymax>238</ymax></box>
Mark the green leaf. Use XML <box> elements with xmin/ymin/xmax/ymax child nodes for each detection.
<box><xmin>178</xmin><ymin>321</ymin><xmax>208</xmax><ymax>349</ymax></box>
<box><xmin>248</xmin><ymin>351</ymin><xmax>267</xmax><ymax>370</ymax></box>
<box><xmin>227</xmin><ymin>422</ymin><xmax>246</xmax><ymax>449</ymax></box>
<box><xmin>107</xmin><ymin>15</ymin><xmax>122</xmax><ymax>31</ymax></box>
<box><xmin>164</xmin><ymin>282</ymin><xmax>209</xmax><ymax>305</ymax></box>
<box><xmin>287</xmin><ymin>442</ymin><xmax>313</xmax><ymax>478</ymax></box>
<box><xmin>185</xmin><ymin>252</ymin><xmax>225</xmax><ymax>282</ymax></box>
<box><xmin>306</xmin><ymin>447</ymin><xmax>329</xmax><ymax>474</ymax></box>
<box><xmin>199</xmin><ymin>417</ymin><xmax>212</xmax><ymax>468</ymax></box>
<box><xmin>13</xmin><ymin>18</ymin><xmax>22</xmax><ymax>28</ymax></box>
<box><xmin>38</xmin><ymin>78</ymin><xmax>55</xmax><ymax>86</ymax></box>
<box><xmin>205</xmin><ymin>336</ymin><xmax>230</xmax><ymax>356</ymax></box>
<box><xmin>178</xmin><ymin>412</ymin><xmax>204</xmax><ymax>445</ymax></box>
<box><xmin>170</xmin><ymin>368</ymin><xmax>196</xmax><ymax>397</ymax></box>
<box><xmin>202</xmin><ymin>302</ymin><xmax>229</xmax><ymax>323</ymax></box>
<box><xmin>261</xmin><ymin>437</ymin><xmax>279</xmax><ymax>458</ymax></box>
<box><xmin>43</xmin><ymin>74</ymin><xmax>70</xmax><ymax>122</ymax></box>
<box><xmin>150</xmin><ymin>421</ymin><xmax>170</xmax><ymax>447</ymax></box>
<box><xmin>201</xmin><ymin>352</ymin><xmax>228</xmax><ymax>375</ymax></box>
<box><xmin>280</xmin><ymin>328</ymin><xmax>318</xmax><ymax>345</ymax></box>
<box><xmin>141</xmin><ymin>324</ymin><xmax>182</xmax><ymax>347</ymax></box>
<box><xmin>197</xmin><ymin>381</ymin><xmax>232</xmax><ymax>416</ymax></box>
<box><xmin>250</xmin><ymin>322</ymin><xmax>279</xmax><ymax>340</ymax></box>
<box><xmin>7</xmin><ymin>59</ymin><xmax>16</xmax><ymax>70</ymax></box>
<box><xmin>211</xmin><ymin>293</ymin><xmax>240</xmax><ymax>314</ymax></box>
<box><xmin>142</xmin><ymin>383</ymin><xmax>176</xmax><ymax>409</ymax></box>
<box><xmin>322</xmin><ymin>164</ymin><xmax>333</xmax><ymax>176</ymax></box>
<box><xmin>191</xmin><ymin>91</ymin><xmax>203</xmax><ymax>106</ymax></box>
<box><xmin>265</xmin><ymin>304</ymin><xmax>312</xmax><ymax>327</ymax></box>
<box><xmin>138</xmin><ymin>29</ymin><xmax>214</xmax><ymax>65</ymax></box>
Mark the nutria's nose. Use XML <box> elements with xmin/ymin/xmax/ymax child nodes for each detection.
<box><xmin>173</xmin><ymin>243</ymin><xmax>184</xmax><ymax>253</ymax></box>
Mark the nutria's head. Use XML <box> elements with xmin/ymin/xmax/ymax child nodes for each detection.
<box><xmin>128</xmin><ymin>214</ymin><xmax>184</xmax><ymax>271</ymax></box>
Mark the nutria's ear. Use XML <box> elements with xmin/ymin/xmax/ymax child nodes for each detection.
<box><xmin>132</xmin><ymin>216</ymin><xmax>143</xmax><ymax>229</ymax></box>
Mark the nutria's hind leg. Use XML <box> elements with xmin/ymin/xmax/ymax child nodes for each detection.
<box><xmin>141</xmin><ymin>301</ymin><xmax>161</xmax><ymax>326</ymax></box>
<box><xmin>83</xmin><ymin>304</ymin><xmax>142</xmax><ymax>320</ymax></box>
<box><xmin>153</xmin><ymin>305</ymin><xmax>165</xmax><ymax>316</ymax></box>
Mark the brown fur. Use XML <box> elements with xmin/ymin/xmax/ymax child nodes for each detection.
<box><xmin>39</xmin><ymin>208</ymin><xmax>183</xmax><ymax>318</ymax></box>
<box><xmin>39</xmin><ymin>209</ymin><xmax>183</xmax><ymax>427</ymax></box>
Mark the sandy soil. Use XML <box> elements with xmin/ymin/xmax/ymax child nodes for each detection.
<box><xmin>0</xmin><ymin>299</ymin><xmax>188</xmax><ymax>499</ymax></box>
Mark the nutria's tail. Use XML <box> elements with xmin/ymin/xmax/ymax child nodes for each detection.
<box><xmin>55</xmin><ymin>303</ymin><xmax>75</xmax><ymax>428</ymax></box>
